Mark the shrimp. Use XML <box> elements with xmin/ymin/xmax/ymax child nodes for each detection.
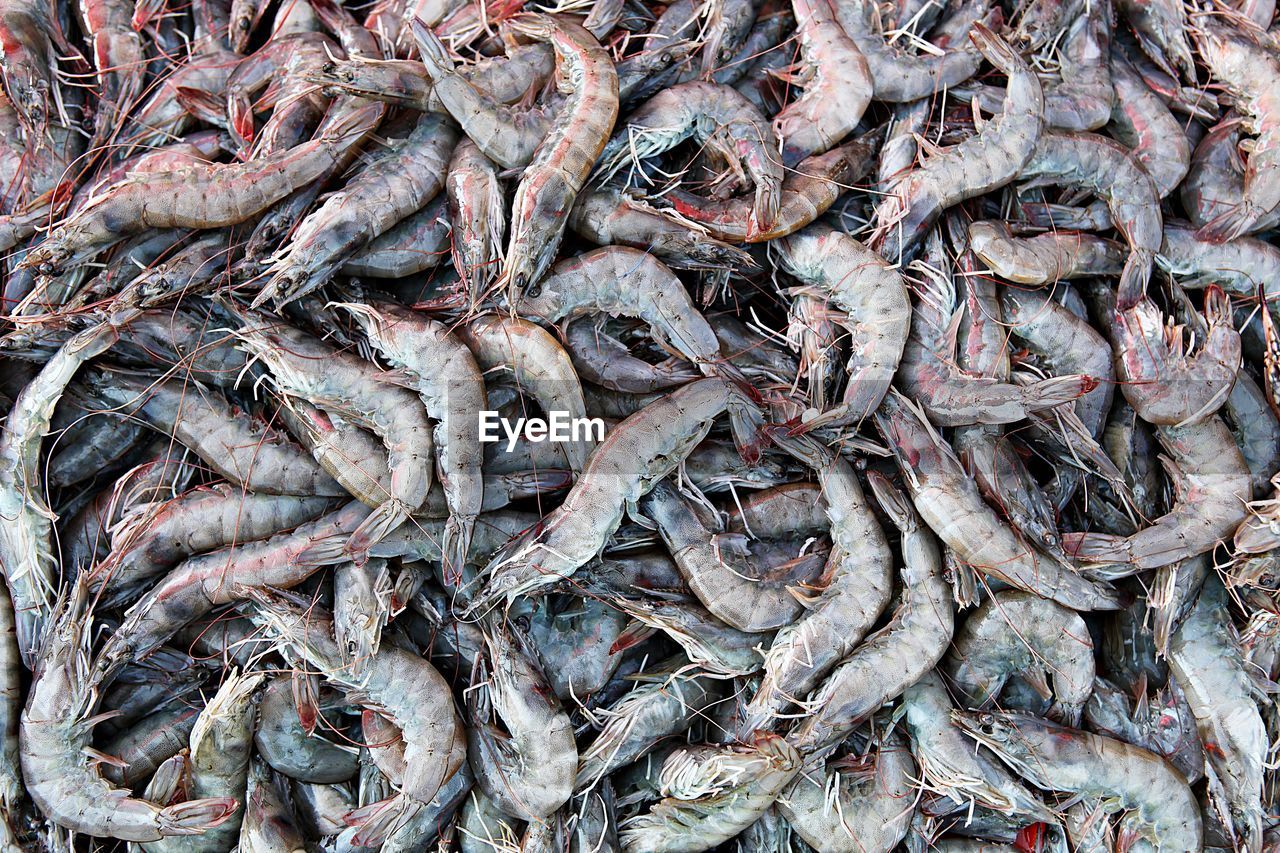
<box><xmin>575</xmin><ymin>666</ymin><xmax>723</xmax><ymax>791</ymax></box>
<box><xmin>253</xmin><ymin>675</ymin><xmax>359</xmax><ymax>783</ymax></box>
<box><xmin>771</xmin><ymin>0</ymin><xmax>871</xmax><ymax>165</ymax></box>
<box><xmin>457</xmin><ymin>313</ymin><xmax>593</xmax><ymax>473</ymax></box>
<box><xmin>249</xmin><ymin>589</ymin><xmax>466</xmax><ymax>805</ymax></box>
<box><xmin>774</xmin><ymin>223</ymin><xmax>910</xmax><ymax>426</ymax></box>
<box><xmin>19</xmin><ymin>582</ymin><xmax>237</xmax><ymax>841</ymax></box>
<box><xmin>832</xmin><ymin>0</ymin><xmax>981</xmax><ymax>102</ymax></box>
<box><xmin>1181</xmin><ymin>117</ymin><xmax>1280</xmax><ymax>235</ymax></box>
<box><xmin>1106</xmin><ymin>52</ymin><xmax>1190</xmax><ymax>198</ymax></box>
<box><xmin>488</xmin><ymin>14</ymin><xmax>618</xmax><ymax>298</ymax></box>
<box><xmin>968</xmin><ymin>221</ymin><xmax>1124</xmax><ymax>284</ymax></box>
<box><xmin>229</xmin><ymin>312</ymin><xmax>433</xmax><ymax>558</ymax></box>
<box><xmin>568</xmin><ymin>186</ymin><xmax>756</xmax><ymax>272</ymax></box>
<box><xmin>1189</xmin><ymin>14</ymin><xmax>1280</xmax><ymax>242</ymax></box>
<box><xmin>334</xmin><ymin>558</ymin><xmax>393</xmax><ymax>666</ymax></box>
<box><xmin>1000</xmin><ymin>284</ymin><xmax>1114</xmax><ymax>438</ymax></box>
<box><xmin>1114</xmin><ymin>0</ymin><xmax>1192</xmax><ymax>79</ymax></box>
<box><xmin>92</xmin><ymin>487</ymin><xmax>336</xmax><ymax>603</ymax></box>
<box><xmin>737</xmin><ymin>433</ymin><xmax>893</xmax><ymax>737</ymax></box>
<box><xmin>955</xmin><ymin>711</ymin><xmax>1202</xmax><ymax>852</ymax></box>
<box><xmin>873</xmin><ymin>25</ymin><xmax>1043</xmax><ymax>263</ymax></box>
<box><xmin>237</xmin><ymin>759</ymin><xmax>308</xmax><ymax>851</ymax></box>
<box><xmin>1065</xmin><ymin>415</ymin><xmax>1252</xmax><ymax>572</ymax></box>
<box><xmin>876</xmin><ymin>390</ymin><xmax>1122</xmax><ymax>610</ymax></box>
<box><xmin>642</xmin><ymin>480</ymin><xmax>812</xmax><ymax>632</ymax></box>
<box><xmin>776</xmin><ymin>733</ymin><xmax>915</xmax><ymax>853</ymax></box>
<box><xmin>333</xmin><ymin>298</ymin><xmax>486</xmax><ymax>581</ymax></box>
<box><xmin>99</xmin><ymin>501</ymin><xmax>370</xmax><ymax>663</ymax></box>
<box><xmin>897</xmin><ymin>240</ymin><xmax>1094</xmax><ymax>427</ymax></box>
<box><xmin>901</xmin><ymin>671</ymin><xmax>1056</xmax><ymax>822</ymax></box>
<box><xmin>1112</xmin><ymin>286</ymin><xmax>1241</xmax><ymax>426</ymax></box>
<box><xmin>338</xmin><ymin>196</ymin><xmax>452</xmax><ymax>278</ymax></box>
<box><xmin>468</xmin><ymin>619</ymin><xmax>576</xmax><ymax>820</ymax></box>
<box><xmin>513</xmin><ymin>247</ymin><xmax>729</xmax><ymax>380</ymax></box>
<box><xmin>1167</xmin><ymin>578</ymin><xmax>1266</xmax><ymax>852</ymax></box>
<box><xmin>1017</xmin><ymin>132</ymin><xmax>1161</xmax><ymax>309</ymax></box>
<box><xmin>665</xmin><ymin>130</ymin><xmax>880</xmax><ymax>242</ymax></box>
<box><xmin>944</xmin><ymin>590</ymin><xmax>1094</xmax><ymax>725</ymax></box>
<box><xmin>565</xmin><ymin>318</ymin><xmax>701</xmax><ymax>394</ymax></box>
<box><xmin>145</xmin><ymin>671</ymin><xmax>264</xmax><ymax>852</ymax></box>
<box><xmin>596</xmin><ymin>82</ymin><xmax>782</xmax><ymax>236</ymax></box>
<box><xmin>467</xmin><ymin>378</ymin><xmax>746</xmax><ymax>612</ymax></box>
<box><xmin>619</xmin><ymin>734</ymin><xmax>800</xmax><ymax>853</ymax></box>
<box><xmin>78</xmin><ymin>370</ymin><xmax>345</xmax><ymax>498</ymax></box>
<box><xmin>966</xmin><ymin>1</ymin><xmax>1113</xmax><ymax>132</ymax></box>
<box><xmin>606</xmin><ymin>593</ymin><xmax>770</xmax><ymax>676</ymax></box>
<box><xmin>1156</xmin><ymin>220</ymin><xmax>1280</xmax><ymax>300</ymax></box>
<box><xmin>255</xmin><ymin>113</ymin><xmax>459</xmax><ymax>309</ymax></box>
<box><xmin>787</xmin><ymin>474</ymin><xmax>954</xmax><ymax>756</ymax></box>
<box><xmin>446</xmin><ymin>139</ymin><xmax>505</xmax><ymax>304</ymax></box>
<box><xmin>0</xmin><ymin>316</ymin><xmax>131</xmax><ymax>668</ymax></box>
<box><xmin>20</xmin><ymin>104</ymin><xmax>382</xmax><ymax>276</ymax></box>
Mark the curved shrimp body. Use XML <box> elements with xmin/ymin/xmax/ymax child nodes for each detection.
<box><xmin>256</xmin><ymin>113</ymin><xmax>459</xmax><ymax>309</ymax></box>
<box><xmin>568</xmin><ymin>186</ymin><xmax>756</xmax><ymax>272</ymax></box>
<box><xmin>738</xmin><ymin>434</ymin><xmax>893</xmax><ymax>737</ymax></box>
<box><xmin>340</xmin><ymin>195</ymin><xmax>451</xmax><ymax>278</ymax></box>
<box><xmin>832</xmin><ymin>0</ymin><xmax>980</xmax><ymax>102</ymax></box>
<box><xmin>494</xmin><ymin>14</ymin><xmax>618</xmax><ymax>298</ymax></box>
<box><xmin>468</xmin><ymin>620</ymin><xmax>576</xmax><ymax>820</ymax></box>
<box><xmin>1066</xmin><ymin>416</ymin><xmax>1251</xmax><ymax>572</ymax></box>
<box><xmin>787</xmin><ymin>474</ymin><xmax>953</xmax><ymax>756</ymax></box>
<box><xmin>457</xmin><ymin>314</ymin><xmax>593</xmax><ymax>473</ymax></box>
<box><xmin>969</xmin><ymin>221</ymin><xmax>1124</xmax><ymax>285</ymax></box>
<box><xmin>597</xmin><ymin>82</ymin><xmax>782</xmax><ymax>235</ymax></box>
<box><xmin>466</xmin><ymin>378</ymin><xmax>739</xmax><ymax>612</ymax></box>
<box><xmin>92</xmin><ymin>487</ymin><xmax>337</xmax><ymax>604</ymax></box>
<box><xmin>230</xmin><ymin>316</ymin><xmax>434</xmax><ymax>556</ymax></box>
<box><xmin>101</xmin><ymin>500</ymin><xmax>370</xmax><ymax>663</ymax></box>
<box><xmin>249</xmin><ymin>590</ymin><xmax>467</xmax><ymax>806</ymax></box>
<box><xmin>1189</xmin><ymin>16</ymin><xmax>1280</xmax><ymax>242</ymax></box>
<box><xmin>1000</xmin><ymin>285</ymin><xmax>1114</xmax><ymax>438</ymax></box>
<box><xmin>1181</xmin><ymin>118</ymin><xmax>1280</xmax><ymax>235</ymax></box>
<box><xmin>667</xmin><ymin>131</ymin><xmax>880</xmax><ymax>242</ymax></box>
<box><xmin>446</xmin><ymin>140</ymin><xmax>505</xmax><ymax>301</ymax></box>
<box><xmin>334</xmin><ymin>298</ymin><xmax>486</xmax><ymax>581</ymax></box>
<box><xmin>1106</xmin><ymin>53</ymin><xmax>1189</xmax><ymax>198</ymax></box>
<box><xmin>1156</xmin><ymin>220</ymin><xmax>1280</xmax><ymax>301</ymax></box>
<box><xmin>0</xmin><ymin>0</ymin><xmax>58</xmax><ymax>133</ymax></box>
<box><xmin>411</xmin><ymin>22</ymin><xmax>556</xmax><ymax>170</ymax></box>
<box><xmin>1168</xmin><ymin>578</ymin><xmax>1266</xmax><ymax>852</ymax></box>
<box><xmin>897</xmin><ymin>251</ymin><xmax>1093</xmax><ymax>427</ymax></box>
<box><xmin>944</xmin><ymin>590</ymin><xmax>1094</xmax><ymax>725</ymax></box>
<box><xmin>1112</xmin><ymin>288</ymin><xmax>1241</xmax><ymax>426</ymax></box>
<box><xmin>772</xmin><ymin>0</ymin><xmax>871</xmax><ymax>166</ymax></box>
<box><xmin>79</xmin><ymin>370</ymin><xmax>345</xmax><ymax>497</ymax></box>
<box><xmin>20</xmin><ymin>104</ymin><xmax>381</xmax><ymax>276</ymax></box>
<box><xmin>1018</xmin><ymin>132</ymin><xmax>1161</xmax><ymax>309</ymax></box>
<box><xmin>775</xmin><ymin>223</ymin><xmax>910</xmax><ymax>425</ymax></box>
<box><xmin>955</xmin><ymin>711</ymin><xmax>1202</xmax><ymax>852</ymax></box>
<box><xmin>565</xmin><ymin>318</ymin><xmax>702</xmax><ymax>394</ymax></box>
<box><xmin>777</xmin><ymin>734</ymin><xmax>915</xmax><ymax>853</ymax></box>
<box><xmin>967</xmin><ymin>2</ymin><xmax>1112</xmax><ymax>132</ymax></box>
<box><xmin>20</xmin><ymin>583</ymin><xmax>237</xmax><ymax>841</ymax></box>
<box><xmin>874</xmin><ymin>25</ymin><xmax>1043</xmax><ymax>262</ymax></box>
<box><xmin>619</xmin><ymin>734</ymin><xmax>801</xmax><ymax>853</ymax></box>
<box><xmin>876</xmin><ymin>391</ymin><xmax>1121</xmax><ymax>610</ymax></box>
<box><xmin>901</xmin><ymin>671</ymin><xmax>1056</xmax><ymax>822</ymax></box>
<box><xmin>515</xmin><ymin>247</ymin><xmax>724</xmax><ymax>376</ymax></box>
<box><xmin>575</xmin><ymin>666</ymin><xmax>723</xmax><ymax>790</ymax></box>
<box><xmin>642</xmin><ymin>481</ymin><xmax>810</xmax><ymax>632</ymax></box>
<box><xmin>0</xmin><ymin>318</ymin><xmax>126</xmax><ymax>668</ymax></box>
<box><xmin>1113</xmin><ymin>0</ymin><xmax>1192</xmax><ymax>80</ymax></box>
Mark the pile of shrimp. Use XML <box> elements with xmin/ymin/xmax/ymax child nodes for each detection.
<box><xmin>4</xmin><ymin>0</ymin><xmax>1280</xmax><ymax>847</ymax></box>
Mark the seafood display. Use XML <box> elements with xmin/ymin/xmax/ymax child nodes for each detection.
<box><xmin>3</xmin><ymin>0</ymin><xmax>1280</xmax><ymax>848</ymax></box>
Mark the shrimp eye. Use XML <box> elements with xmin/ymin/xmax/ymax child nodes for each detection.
<box><xmin>238</xmin><ymin>18</ymin><xmax>251</xmax><ymax>29</ymax></box>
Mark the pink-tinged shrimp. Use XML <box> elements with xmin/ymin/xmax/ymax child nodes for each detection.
<box><xmin>772</xmin><ymin>0</ymin><xmax>872</xmax><ymax>165</ymax></box>
<box><xmin>20</xmin><ymin>581</ymin><xmax>237</xmax><ymax>841</ymax></box>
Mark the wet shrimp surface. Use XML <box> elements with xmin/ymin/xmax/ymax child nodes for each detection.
<box><xmin>3</xmin><ymin>0</ymin><xmax>1280</xmax><ymax>849</ymax></box>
